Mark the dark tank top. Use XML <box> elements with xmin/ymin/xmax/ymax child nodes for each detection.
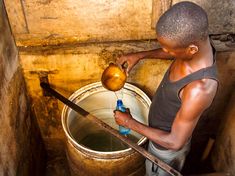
<box><xmin>148</xmin><ymin>46</ymin><xmax>218</xmax><ymax>148</ymax></box>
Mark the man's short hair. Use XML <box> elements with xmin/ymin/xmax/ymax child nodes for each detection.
<box><xmin>156</xmin><ymin>1</ymin><xmax>209</xmax><ymax>48</ymax></box>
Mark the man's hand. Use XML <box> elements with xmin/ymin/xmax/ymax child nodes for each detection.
<box><xmin>113</xmin><ymin>108</ymin><xmax>133</xmax><ymax>128</ymax></box>
<box><xmin>116</xmin><ymin>53</ymin><xmax>142</xmax><ymax>76</ymax></box>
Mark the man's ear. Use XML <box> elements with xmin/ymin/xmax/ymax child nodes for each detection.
<box><xmin>187</xmin><ymin>45</ymin><xmax>198</xmax><ymax>55</ymax></box>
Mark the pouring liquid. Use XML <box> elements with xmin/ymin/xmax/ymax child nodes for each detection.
<box><xmin>114</xmin><ymin>90</ymin><xmax>123</xmax><ymax>100</ymax></box>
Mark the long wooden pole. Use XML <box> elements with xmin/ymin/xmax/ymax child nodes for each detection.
<box><xmin>40</xmin><ymin>82</ymin><xmax>182</xmax><ymax>176</ymax></box>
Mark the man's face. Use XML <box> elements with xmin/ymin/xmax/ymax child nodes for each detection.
<box><xmin>157</xmin><ymin>36</ymin><xmax>197</xmax><ymax>60</ymax></box>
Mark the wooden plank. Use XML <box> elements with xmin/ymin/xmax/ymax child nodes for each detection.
<box><xmin>20</xmin><ymin>0</ymin><xmax>155</xmax><ymax>41</ymax></box>
<box><xmin>4</xmin><ymin>0</ymin><xmax>28</xmax><ymax>34</ymax></box>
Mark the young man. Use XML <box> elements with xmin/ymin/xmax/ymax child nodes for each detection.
<box><xmin>113</xmin><ymin>1</ymin><xmax>218</xmax><ymax>175</ymax></box>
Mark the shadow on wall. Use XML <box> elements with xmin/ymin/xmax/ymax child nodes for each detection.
<box><xmin>182</xmin><ymin>51</ymin><xmax>235</xmax><ymax>174</ymax></box>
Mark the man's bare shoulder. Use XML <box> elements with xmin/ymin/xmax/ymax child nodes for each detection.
<box><xmin>186</xmin><ymin>78</ymin><xmax>217</xmax><ymax>95</ymax></box>
<box><xmin>182</xmin><ymin>78</ymin><xmax>218</xmax><ymax>109</ymax></box>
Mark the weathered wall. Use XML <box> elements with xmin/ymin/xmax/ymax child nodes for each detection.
<box><xmin>211</xmin><ymin>90</ymin><xmax>235</xmax><ymax>175</ymax></box>
<box><xmin>210</xmin><ymin>51</ymin><xmax>235</xmax><ymax>175</ymax></box>
<box><xmin>172</xmin><ymin>0</ymin><xmax>235</xmax><ymax>34</ymax></box>
<box><xmin>0</xmin><ymin>1</ymin><xmax>46</xmax><ymax>175</ymax></box>
<box><xmin>5</xmin><ymin>0</ymin><xmax>156</xmax><ymax>46</ymax></box>
<box><xmin>3</xmin><ymin>0</ymin><xmax>235</xmax><ymax>47</ymax></box>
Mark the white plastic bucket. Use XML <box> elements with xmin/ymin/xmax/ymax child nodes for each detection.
<box><xmin>62</xmin><ymin>82</ymin><xmax>151</xmax><ymax>176</ymax></box>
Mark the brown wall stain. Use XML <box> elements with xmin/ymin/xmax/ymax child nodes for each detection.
<box><xmin>0</xmin><ymin>1</ymin><xmax>46</xmax><ymax>175</ymax></box>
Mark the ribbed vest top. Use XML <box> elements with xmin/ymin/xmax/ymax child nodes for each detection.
<box><xmin>148</xmin><ymin>48</ymin><xmax>218</xmax><ymax>134</ymax></box>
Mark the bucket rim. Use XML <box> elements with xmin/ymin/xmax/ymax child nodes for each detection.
<box><xmin>61</xmin><ymin>81</ymin><xmax>151</xmax><ymax>157</ymax></box>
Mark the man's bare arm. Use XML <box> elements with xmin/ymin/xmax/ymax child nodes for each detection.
<box><xmin>114</xmin><ymin>79</ymin><xmax>218</xmax><ymax>150</ymax></box>
<box><xmin>130</xmin><ymin>48</ymin><xmax>174</xmax><ymax>60</ymax></box>
<box><xmin>117</xmin><ymin>48</ymin><xmax>174</xmax><ymax>74</ymax></box>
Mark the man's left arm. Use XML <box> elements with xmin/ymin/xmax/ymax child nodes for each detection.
<box><xmin>164</xmin><ymin>78</ymin><xmax>218</xmax><ymax>149</ymax></box>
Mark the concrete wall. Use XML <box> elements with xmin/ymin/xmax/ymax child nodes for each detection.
<box><xmin>3</xmin><ymin>0</ymin><xmax>235</xmax><ymax>47</ymax></box>
<box><xmin>0</xmin><ymin>1</ymin><xmax>45</xmax><ymax>175</ymax></box>
<box><xmin>212</xmin><ymin>91</ymin><xmax>235</xmax><ymax>175</ymax></box>
<box><xmin>5</xmin><ymin>0</ymin><xmax>156</xmax><ymax>46</ymax></box>
<box><xmin>211</xmin><ymin>52</ymin><xmax>235</xmax><ymax>175</ymax></box>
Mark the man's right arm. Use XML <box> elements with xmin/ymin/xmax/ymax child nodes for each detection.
<box><xmin>133</xmin><ymin>48</ymin><xmax>174</xmax><ymax>60</ymax></box>
<box><xmin>117</xmin><ymin>48</ymin><xmax>174</xmax><ymax>74</ymax></box>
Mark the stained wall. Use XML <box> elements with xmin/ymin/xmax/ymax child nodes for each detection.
<box><xmin>3</xmin><ymin>0</ymin><xmax>235</xmax><ymax>47</ymax></box>
<box><xmin>0</xmin><ymin>1</ymin><xmax>45</xmax><ymax>175</ymax></box>
<box><xmin>211</xmin><ymin>52</ymin><xmax>235</xmax><ymax>175</ymax></box>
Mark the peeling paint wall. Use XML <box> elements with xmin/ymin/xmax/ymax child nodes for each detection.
<box><xmin>0</xmin><ymin>1</ymin><xmax>46</xmax><ymax>175</ymax></box>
